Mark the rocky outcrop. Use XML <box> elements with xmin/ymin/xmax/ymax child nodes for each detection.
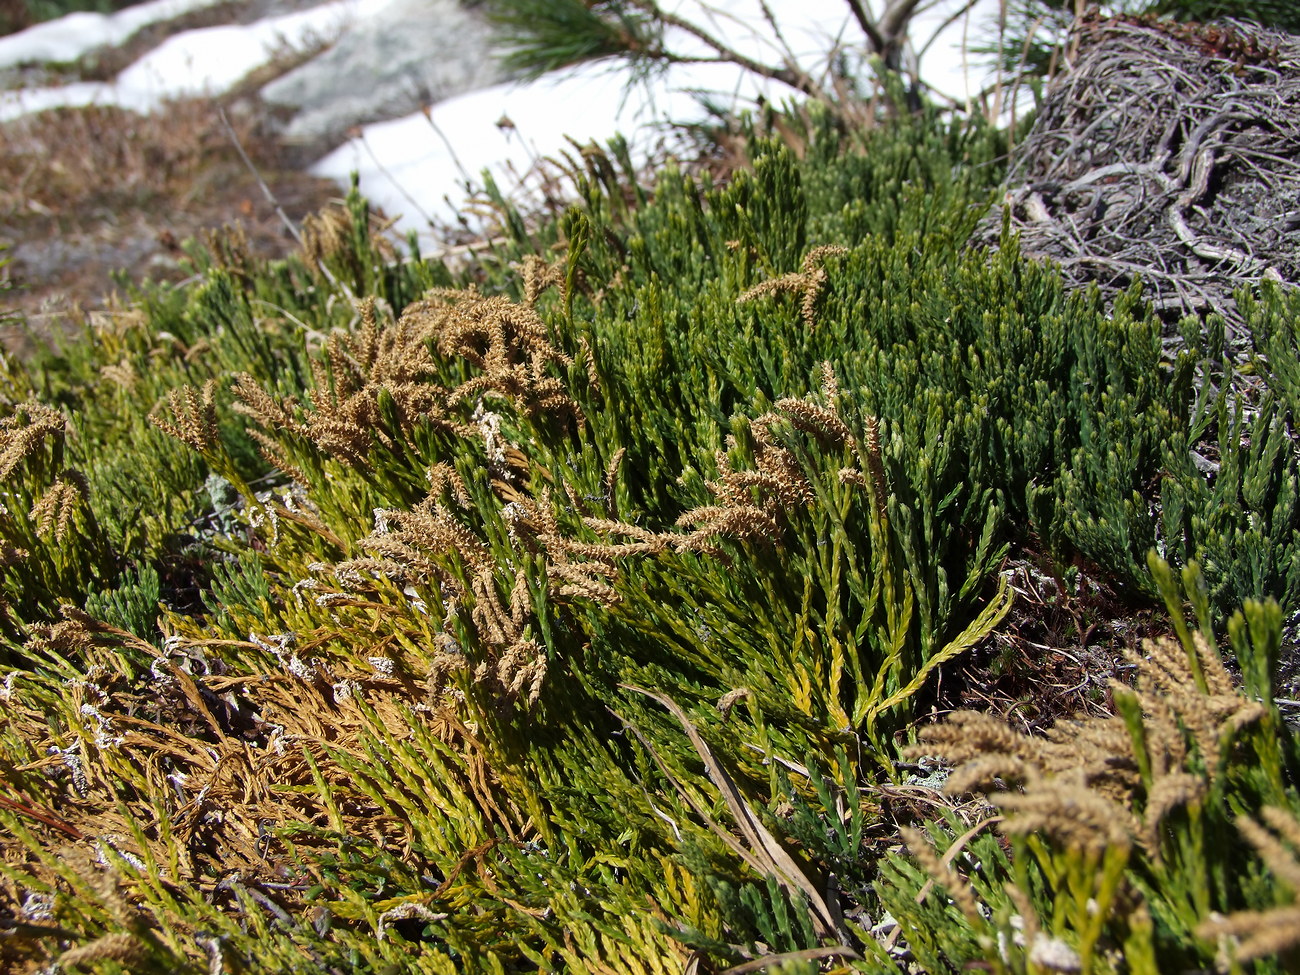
<box><xmin>260</xmin><ymin>0</ymin><xmax>509</xmax><ymax>149</ymax></box>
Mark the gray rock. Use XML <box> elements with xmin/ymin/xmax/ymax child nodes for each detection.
<box><xmin>260</xmin><ymin>0</ymin><xmax>508</xmax><ymax>148</ymax></box>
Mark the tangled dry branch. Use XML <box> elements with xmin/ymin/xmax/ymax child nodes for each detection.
<box><xmin>981</xmin><ymin>16</ymin><xmax>1300</xmax><ymax>342</ymax></box>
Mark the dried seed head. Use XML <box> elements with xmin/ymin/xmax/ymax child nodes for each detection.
<box><xmin>231</xmin><ymin>372</ymin><xmax>295</xmax><ymax>430</ymax></box>
<box><xmin>497</xmin><ymin>640</ymin><xmax>547</xmax><ymax>704</ymax></box>
<box><xmin>900</xmin><ymin>825</ymin><xmax>984</xmax><ymax>924</ymax></box>
<box><xmin>1236</xmin><ymin>809</ymin><xmax>1300</xmax><ymax>892</ymax></box>
<box><xmin>912</xmin><ymin>710</ymin><xmax>1039</xmax><ymax>768</ymax></box>
<box><xmin>300</xmin><ymin>205</ymin><xmax>352</xmax><ymax>269</ymax></box>
<box><xmin>737</xmin><ymin>245</ymin><xmax>846</xmax><ymax>329</ymax></box>
<box><xmin>546</xmin><ymin>560</ymin><xmax>619</xmax><ymax>604</ymax></box>
<box><xmin>428</xmin><ymin>462</ymin><xmax>470</xmax><ymax>507</ymax></box>
<box><xmin>1126</xmin><ymin>635</ymin><xmax>1266</xmax><ymax>782</ymax></box>
<box><xmin>603</xmin><ymin>447</ymin><xmax>626</xmax><ymax>517</ymax></box>
<box><xmin>149</xmin><ymin>380</ymin><xmax>220</xmax><ymax>454</ymax></box>
<box><xmin>716</xmin><ymin>687</ymin><xmax>751</xmax><ymax>718</ymax></box>
<box><xmin>59</xmin><ymin>932</ymin><xmax>148</xmax><ymax>968</ymax></box>
<box><xmin>1262</xmin><ymin>805</ymin><xmax>1300</xmax><ymax>852</ymax></box>
<box><xmin>773</xmin><ymin>397</ymin><xmax>852</xmax><ymax>444</ymax></box>
<box><xmin>579</xmin><ymin>336</ymin><xmax>601</xmax><ymax>394</ymax></box>
<box><xmin>1192</xmin><ymin>630</ymin><xmax>1236</xmax><ymax>697</ymax></box>
<box><xmin>412</xmin><ymin>290</ymin><xmax>583</xmax><ymax>426</ymax></box>
<box><xmin>819</xmin><ymin>361</ymin><xmax>839</xmax><ymax>401</ymax></box>
<box><xmin>0</xmin><ymin>401</ymin><xmax>66</xmax><ymax>481</ymax></box>
<box><xmin>676</xmin><ymin>504</ymin><xmax>782</xmax><ymax>550</ymax></box>
<box><xmin>996</xmin><ymin>779</ymin><xmax>1136</xmax><ymax>855</ymax></box>
<box><xmin>1200</xmin><ymin>904</ymin><xmax>1300</xmax><ymax>964</ymax></box>
<box><xmin>1141</xmin><ymin>772</ymin><xmax>1207</xmax><ymax>856</ymax></box>
<box><xmin>944</xmin><ymin>755</ymin><xmax>1036</xmax><ymax>794</ymax></box>
<box><xmin>99</xmin><ymin>358</ymin><xmax>138</xmax><ymax>389</ymax></box>
<box><xmin>1005</xmin><ymin>883</ymin><xmax>1040</xmax><ymax>942</ymax></box>
<box><xmin>519</xmin><ymin>254</ymin><xmax>564</xmax><ymax>305</ymax></box>
<box><xmin>26</xmin><ymin>618</ymin><xmax>97</xmax><ymax>658</ymax></box>
<box><xmin>30</xmin><ymin>477</ymin><xmax>86</xmax><ymax>541</ymax></box>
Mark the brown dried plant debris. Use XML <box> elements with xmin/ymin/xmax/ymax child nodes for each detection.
<box><xmin>58</xmin><ymin>932</ymin><xmax>150</xmax><ymax>970</ymax></box>
<box><xmin>1</xmin><ymin>609</ymin><xmax>457</xmax><ymax>908</ymax></box>
<box><xmin>940</xmin><ymin>555</ymin><xmax>1173</xmax><ymax>733</ymax></box>
<box><xmin>0</xmin><ymin>96</ymin><xmax>337</xmax><ymax>352</ymax></box>
<box><xmin>913</xmin><ymin>632</ymin><xmax>1268</xmax><ymax>859</ymax></box>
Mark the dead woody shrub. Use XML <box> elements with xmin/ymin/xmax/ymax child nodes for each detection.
<box><xmin>980</xmin><ymin>15</ymin><xmax>1300</xmax><ymax>339</ymax></box>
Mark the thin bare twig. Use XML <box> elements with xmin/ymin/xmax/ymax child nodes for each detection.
<box><xmin>217</xmin><ymin>107</ymin><xmax>354</xmax><ymax>300</ymax></box>
<box><xmin>217</xmin><ymin>107</ymin><xmax>304</xmax><ymax>248</ymax></box>
<box><xmin>626</xmin><ymin>0</ymin><xmax>826</xmax><ymax>100</ymax></box>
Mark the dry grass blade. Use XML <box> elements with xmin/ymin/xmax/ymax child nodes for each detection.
<box><xmin>611</xmin><ymin>704</ymin><xmax>778</xmax><ymax>876</ymax></box>
<box><xmin>912</xmin><ymin>815</ymin><xmax>1003</xmax><ymax>907</ymax></box>
<box><xmin>0</xmin><ymin>793</ymin><xmax>84</xmax><ymax>840</ymax></box>
<box><xmin>620</xmin><ymin>684</ymin><xmax>841</xmax><ymax>941</ymax></box>
<box><xmin>721</xmin><ymin>944</ymin><xmax>861</xmax><ymax>973</ymax></box>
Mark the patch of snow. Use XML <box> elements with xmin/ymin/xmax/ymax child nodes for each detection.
<box><xmin>314</xmin><ymin>0</ymin><xmax>1006</xmax><ymax>242</ymax></box>
<box><xmin>0</xmin><ymin>0</ymin><xmax>390</xmax><ymax>120</ymax></box>
<box><xmin>116</xmin><ymin>0</ymin><xmax>393</xmax><ymax>100</ymax></box>
<box><xmin>311</xmin><ymin>60</ymin><xmax>769</xmax><ymax>238</ymax></box>
<box><xmin>0</xmin><ymin>79</ymin><xmax>106</xmax><ymax>117</ymax></box>
<box><xmin>0</xmin><ymin>0</ymin><xmax>230</xmax><ymax>69</ymax></box>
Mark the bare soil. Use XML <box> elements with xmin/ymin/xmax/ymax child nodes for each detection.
<box><xmin>0</xmin><ymin>0</ymin><xmax>357</xmax><ymax>355</ymax></box>
<box><xmin>0</xmin><ymin>94</ymin><xmax>340</xmax><ymax>356</ymax></box>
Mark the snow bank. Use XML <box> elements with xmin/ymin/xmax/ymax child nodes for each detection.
<box><xmin>0</xmin><ymin>0</ymin><xmax>390</xmax><ymax>120</ymax></box>
<box><xmin>311</xmin><ymin>60</ymin><xmax>772</xmax><ymax>236</ymax></box>
<box><xmin>0</xmin><ymin>0</ymin><xmax>231</xmax><ymax>69</ymax></box>
<box><xmin>314</xmin><ymin>0</ymin><xmax>1005</xmax><ymax>241</ymax></box>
